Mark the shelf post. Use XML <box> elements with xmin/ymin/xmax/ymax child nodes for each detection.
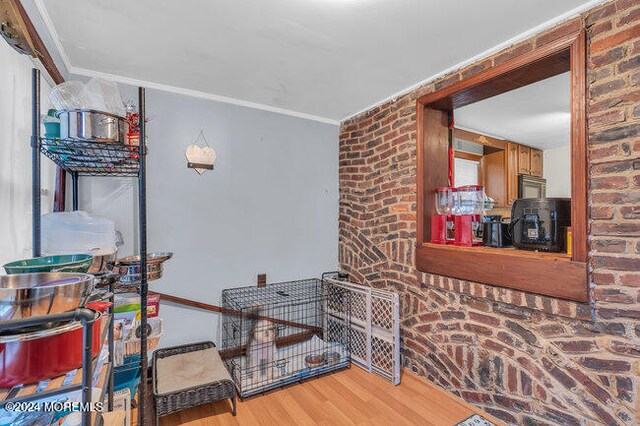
<box><xmin>81</xmin><ymin>314</ymin><xmax>93</xmax><ymax>426</ymax></box>
<box><xmin>108</xmin><ymin>282</ymin><xmax>114</xmax><ymax>411</ymax></box>
<box><xmin>72</xmin><ymin>171</ymin><xmax>79</xmax><ymax>210</ymax></box>
<box><xmin>137</xmin><ymin>87</ymin><xmax>149</xmax><ymax>425</ymax></box>
<box><xmin>31</xmin><ymin>68</ymin><xmax>41</xmax><ymax>257</ymax></box>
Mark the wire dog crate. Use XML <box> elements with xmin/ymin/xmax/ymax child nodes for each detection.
<box><xmin>220</xmin><ymin>279</ymin><xmax>350</xmax><ymax>397</ymax></box>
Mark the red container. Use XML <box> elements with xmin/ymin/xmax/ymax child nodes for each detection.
<box><xmin>0</xmin><ymin>301</ymin><xmax>111</xmax><ymax>387</ymax></box>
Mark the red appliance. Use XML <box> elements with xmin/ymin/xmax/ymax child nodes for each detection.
<box><xmin>430</xmin><ymin>187</ymin><xmax>455</xmax><ymax>244</ymax></box>
<box><xmin>454</xmin><ymin>185</ymin><xmax>484</xmax><ymax>247</ymax></box>
<box><xmin>0</xmin><ymin>301</ymin><xmax>111</xmax><ymax>387</ymax></box>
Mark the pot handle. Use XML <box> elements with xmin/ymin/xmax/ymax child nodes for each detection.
<box><xmin>86</xmin><ymin>301</ymin><xmax>113</xmax><ymax>313</ymax></box>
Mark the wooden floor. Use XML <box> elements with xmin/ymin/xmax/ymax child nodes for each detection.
<box><xmin>140</xmin><ymin>367</ymin><xmax>502</xmax><ymax>426</ymax></box>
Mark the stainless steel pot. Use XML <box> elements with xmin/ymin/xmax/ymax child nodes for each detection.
<box><xmin>57</xmin><ymin>109</ymin><xmax>128</xmax><ymax>143</ymax></box>
<box><xmin>0</xmin><ymin>273</ymin><xmax>95</xmax><ymax>321</ymax></box>
<box><xmin>117</xmin><ymin>252</ymin><xmax>173</xmax><ymax>284</ymax></box>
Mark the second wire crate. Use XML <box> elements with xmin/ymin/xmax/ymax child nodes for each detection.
<box><xmin>220</xmin><ymin>279</ymin><xmax>350</xmax><ymax>397</ymax></box>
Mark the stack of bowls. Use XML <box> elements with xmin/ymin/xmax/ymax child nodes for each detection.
<box><xmin>0</xmin><ymin>255</ymin><xmax>105</xmax><ymax>387</ymax></box>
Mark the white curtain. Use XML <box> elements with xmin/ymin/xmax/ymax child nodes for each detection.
<box><xmin>0</xmin><ymin>41</ymin><xmax>56</xmax><ymax>266</ymax></box>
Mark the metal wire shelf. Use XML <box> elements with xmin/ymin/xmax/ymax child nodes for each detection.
<box><xmin>39</xmin><ymin>138</ymin><xmax>144</xmax><ymax>177</ymax></box>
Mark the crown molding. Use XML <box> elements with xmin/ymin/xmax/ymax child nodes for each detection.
<box><xmin>31</xmin><ymin>0</ymin><xmax>608</xmax><ymax>126</ymax></box>
<box><xmin>70</xmin><ymin>66</ymin><xmax>339</xmax><ymax>125</ymax></box>
<box><xmin>30</xmin><ymin>0</ymin><xmax>339</xmax><ymax>125</ymax></box>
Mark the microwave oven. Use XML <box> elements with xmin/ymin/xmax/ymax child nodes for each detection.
<box><xmin>518</xmin><ymin>174</ymin><xmax>546</xmax><ymax>199</ymax></box>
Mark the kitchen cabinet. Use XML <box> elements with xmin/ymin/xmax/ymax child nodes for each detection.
<box><xmin>481</xmin><ymin>148</ymin><xmax>507</xmax><ymax>206</ymax></box>
<box><xmin>518</xmin><ymin>145</ymin><xmax>531</xmax><ymax>174</ymax></box>
<box><xmin>506</xmin><ymin>142</ymin><xmax>519</xmax><ymax>205</ymax></box>
<box><xmin>507</xmin><ymin>143</ymin><xmax>543</xmax><ymax>204</ymax></box>
<box><xmin>530</xmin><ymin>148</ymin><xmax>543</xmax><ymax>177</ymax></box>
<box><xmin>453</xmin><ymin>128</ymin><xmax>542</xmax><ymax>206</ymax></box>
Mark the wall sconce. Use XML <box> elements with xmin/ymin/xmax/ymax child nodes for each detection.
<box><xmin>185</xmin><ymin>130</ymin><xmax>216</xmax><ymax>175</ymax></box>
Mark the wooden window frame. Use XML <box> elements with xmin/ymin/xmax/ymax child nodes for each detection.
<box><xmin>452</xmin><ymin>151</ymin><xmax>483</xmax><ymax>187</ymax></box>
<box><xmin>415</xmin><ymin>29</ymin><xmax>588</xmax><ymax>302</ymax></box>
<box><xmin>454</xmin><ymin>151</ymin><xmax>483</xmax><ymax>162</ymax></box>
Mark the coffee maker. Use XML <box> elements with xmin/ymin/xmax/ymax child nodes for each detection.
<box><xmin>430</xmin><ymin>187</ymin><xmax>454</xmax><ymax>244</ymax></box>
<box><xmin>454</xmin><ymin>185</ymin><xmax>484</xmax><ymax>247</ymax></box>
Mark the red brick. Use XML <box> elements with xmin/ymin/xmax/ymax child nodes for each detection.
<box><xmin>464</xmin><ymin>323</ymin><xmax>492</xmax><ymax>336</ymax></box>
<box><xmin>591</xmin><ymin>123</ymin><xmax>640</xmax><ymax>143</ymax></box>
<box><xmin>609</xmin><ymin>340</ymin><xmax>640</xmax><ymax>357</ymax></box>
<box><xmin>536</xmin><ymin>19</ymin><xmax>581</xmax><ymax>47</ymax></box>
<box><xmin>590</xmin><ymin>78</ymin><xmax>626</xmax><ymax>98</ymax></box>
<box><xmin>591</xmin><ymin>222</ymin><xmax>640</xmax><ymax>237</ymax></box>
<box><xmin>592</xmin><ymin>238</ymin><xmax>629</xmax><ymax>254</ymax></box>
<box><xmin>589</xmin><ymin>20</ymin><xmax>613</xmax><ymax>38</ymax></box>
<box><xmin>591</xmin><ymin>159</ymin><xmax>634</xmax><ymax>174</ymax></box>
<box><xmin>620</xmin><ymin>205</ymin><xmax>640</xmax><ymax>218</ymax></box>
<box><xmin>620</xmin><ymin>273</ymin><xmax>640</xmax><ymax>286</ymax></box>
<box><xmin>578</xmin><ymin>357</ymin><xmax>631</xmax><ymax>372</ymax></box>
<box><xmin>434</xmin><ymin>73</ymin><xmax>460</xmax><ymax>91</ymax></box>
<box><xmin>553</xmin><ymin>340</ymin><xmax>598</xmax><ymax>353</ymax></box>
<box><xmin>586</xmin><ymin>3</ymin><xmax>617</xmax><ymax>26</ymax></box>
<box><xmin>590</xmin><ymin>46</ymin><xmax>627</xmax><ymax>68</ymax></box>
<box><xmin>493</xmin><ymin>42</ymin><xmax>533</xmax><ymax>65</ymax></box>
<box><xmin>460</xmin><ymin>59</ymin><xmax>492</xmax><ymax>79</ymax></box>
<box><xmin>469</xmin><ymin>312</ymin><xmax>500</xmax><ymax>327</ymax></box>
<box><xmin>618</xmin><ymin>6</ymin><xmax>640</xmax><ymax>26</ymax></box>
<box><xmin>565</xmin><ymin>366</ymin><xmax>613</xmax><ymax>404</ymax></box>
<box><xmin>591</xmin><ymin>175</ymin><xmax>629</xmax><ymax>189</ymax></box>
<box><xmin>618</xmin><ymin>55</ymin><xmax>640</xmax><ymax>73</ymax></box>
<box><xmin>590</xmin><ymin>206</ymin><xmax>615</xmax><ymax>219</ymax></box>
<box><xmin>592</xmin><ymin>271</ymin><xmax>616</xmax><ymax>285</ymax></box>
<box><xmin>593</xmin><ymin>287</ymin><xmax>634</xmax><ymax>303</ymax></box>
<box><xmin>591</xmin><ymin>24</ymin><xmax>640</xmax><ymax>53</ymax></box>
<box><xmin>589</xmin><ymin>108</ymin><xmax>626</xmax><ymax>127</ymax></box>
<box><xmin>482</xmin><ymin>339</ymin><xmax>514</xmax><ymax>356</ymax></box>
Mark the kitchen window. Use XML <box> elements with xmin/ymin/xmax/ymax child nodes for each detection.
<box><xmin>415</xmin><ymin>29</ymin><xmax>587</xmax><ymax>301</ymax></box>
<box><xmin>453</xmin><ymin>157</ymin><xmax>480</xmax><ymax>187</ymax></box>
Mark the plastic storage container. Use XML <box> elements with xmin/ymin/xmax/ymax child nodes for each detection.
<box><xmin>456</xmin><ymin>185</ymin><xmax>485</xmax><ymax>215</ymax></box>
<box><xmin>114</xmin><ymin>356</ymin><xmax>141</xmax><ymax>397</ymax></box>
<box><xmin>435</xmin><ymin>187</ymin><xmax>454</xmax><ymax>215</ymax></box>
<box><xmin>42</xmin><ymin>211</ymin><xmax>117</xmax><ymax>256</ymax></box>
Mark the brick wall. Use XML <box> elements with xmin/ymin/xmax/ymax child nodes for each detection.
<box><xmin>338</xmin><ymin>1</ymin><xmax>640</xmax><ymax>424</ymax></box>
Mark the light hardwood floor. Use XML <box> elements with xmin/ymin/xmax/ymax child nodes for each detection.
<box><xmin>141</xmin><ymin>367</ymin><xmax>503</xmax><ymax>426</ymax></box>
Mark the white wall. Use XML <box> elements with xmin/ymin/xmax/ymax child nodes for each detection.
<box><xmin>77</xmin><ymin>86</ymin><xmax>339</xmax><ymax>349</ymax></box>
<box><xmin>0</xmin><ymin>41</ymin><xmax>56</xmax><ymax>266</ymax></box>
<box><xmin>543</xmin><ymin>145</ymin><xmax>571</xmax><ymax>198</ymax></box>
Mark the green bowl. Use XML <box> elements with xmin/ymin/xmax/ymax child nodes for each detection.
<box><xmin>3</xmin><ymin>254</ymin><xmax>93</xmax><ymax>274</ymax></box>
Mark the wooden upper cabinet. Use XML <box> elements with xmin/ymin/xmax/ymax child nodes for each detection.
<box><xmin>518</xmin><ymin>145</ymin><xmax>531</xmax><ymax>174</ymax></box>
<box><xmin>481</xmin><ymin>149</ymin><xmax>507</xmax><ymax>206</ymax></box>
<box><xmin>506</xmin><ymin>142</ymin><xmax>519</xmax><ymax>205</ymax></box>
<box><xmin>530</xmin><ymin>149</ymin><xmax>543</xmax><ymax>177</ymax></box>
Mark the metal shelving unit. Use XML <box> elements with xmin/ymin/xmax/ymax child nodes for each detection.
<box><xmin>29</xmin><ymin>67</ymin><xmax>151</xmax><ymax>425</ymax></box>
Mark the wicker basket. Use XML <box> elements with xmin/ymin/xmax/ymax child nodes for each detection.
<box><xmin>152</xmin><ymin>341</ymin><xmax>236</xmax><ymax>423</ymax></box>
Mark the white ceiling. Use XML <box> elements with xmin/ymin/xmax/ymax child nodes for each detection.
<box><xmin>455</xmin><ymin>72</ymin><xmax>570</xmax><ymax>150</ymax></box>
<box><xmin>35</xmin><ymin>0</ymin><xmax>596</xmax><ymax>122</ymax></box>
